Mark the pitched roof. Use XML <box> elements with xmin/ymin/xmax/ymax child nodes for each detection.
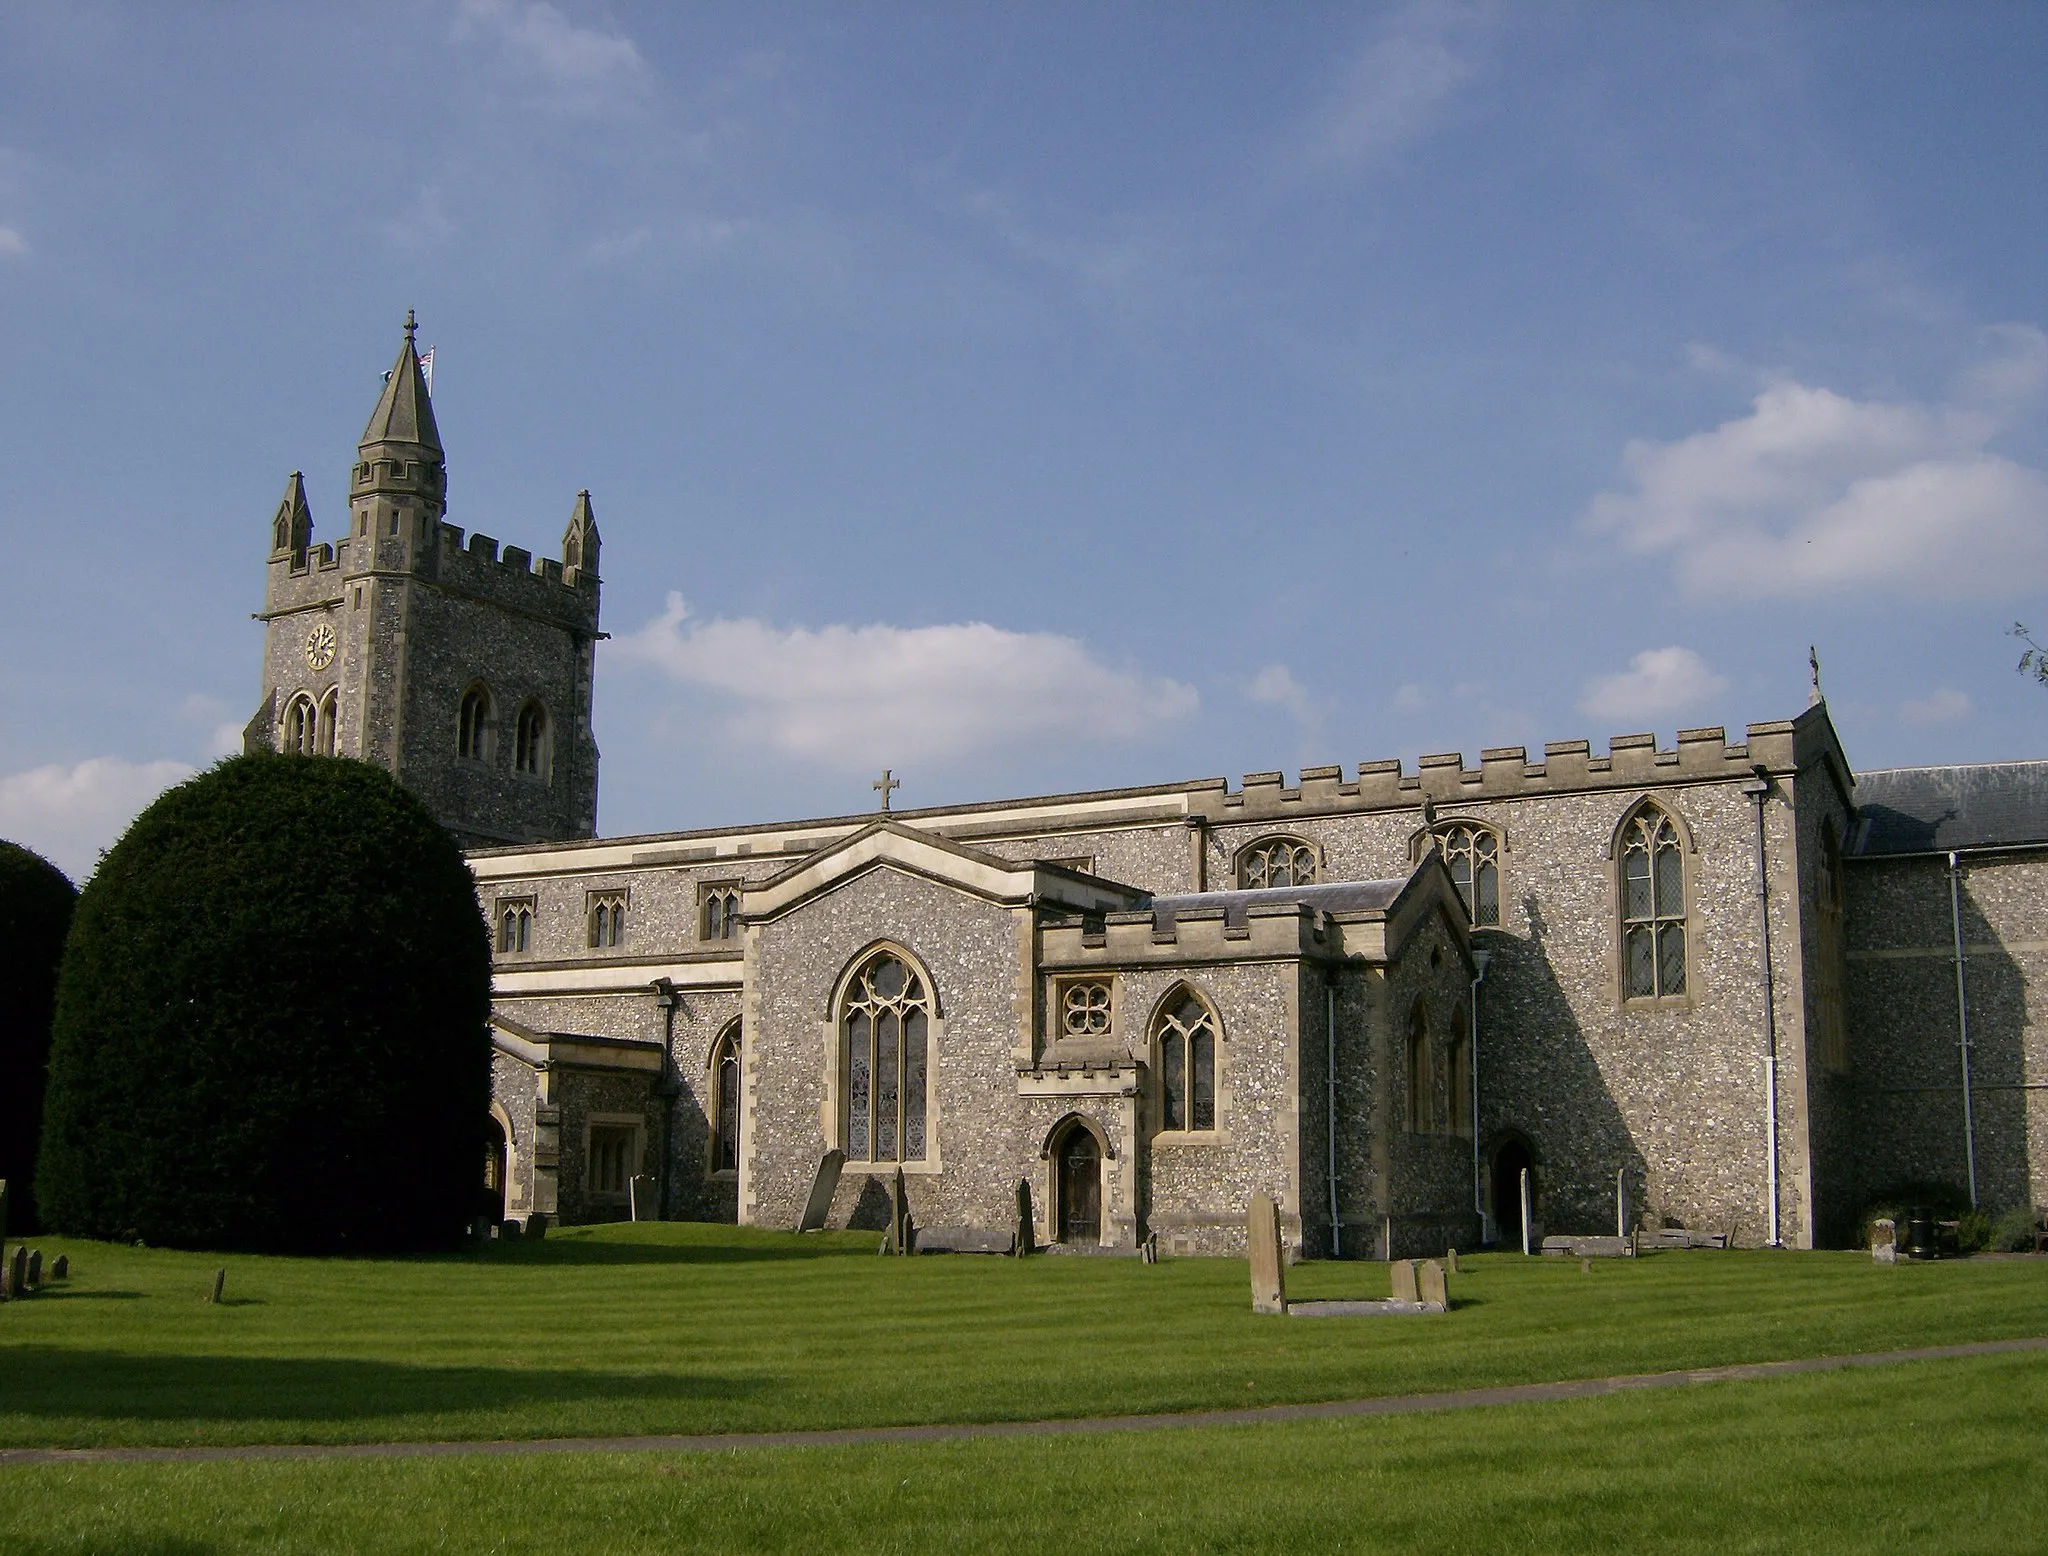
<box><xmin>1150</xmin><ymin>878</ymin><xmax>1409</xmax><ymax>930</ymax></box>
<box><xmin>359</xmin><ymin>316</ymin><xmax>442</xmax><ymax>453</ymax></box>
<box><xmin>1849</xmin><ymin>762</ymin><xmax>2048</xmax><ymax>856</ymax></box>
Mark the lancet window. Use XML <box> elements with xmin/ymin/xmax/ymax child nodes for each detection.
<box><xmin>586</xmin><ymin>891</ymin><xmax>626</xmax><ymax>949</ymax></box>
<box><xmin>711</xmin><ymin>1023</ymin><xmax>742</xmax><ymax>1174</ymax></box>
<box><xmin>1154</xmin><ymin>988</ymin><xmax>1218</xmax><ymax>1133</ymax></box>
<box><xmin>514</xmin><ymin>700</ymin><xmax>549</xmax><ymax>778</ymax></box>
<box><xmin>1406</xmin><ymin>1003</ymin><xmax>1432</xmax><ymax>1133</ymax></box>
<box><xmin>1620</xmin><ymin>807</ymin><xmax>1687</xmax><ymax>999</ymax></box>
<box><xmin>281</xmin><ymin>694</ymin><xmax>318</xmax><ymax>756</ymax></box>
<box><xmin>1435</xmin><ymin>822</ymin><xmax>1500</xmax><ymax>926</ymax></box>
<box><xmin>701</xmin><ymin>884</ymin><xmax>742</xmax><ymax>941</ymax></box>
<box><xmin>458</xmin><ymin>685</ymin><xmax>493</xmax><ymax>761</ymax></box>
<box><xmin>842</xmin><ymin>953</ymin><xmax>931</xmax><ymax>1164</ymax></box>
<box><xmin>496</xmin><ymin>898</ymin><xmax>534</xmax><ymax>955</ymax></box>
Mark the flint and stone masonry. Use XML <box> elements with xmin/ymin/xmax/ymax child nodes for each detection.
<box><xmin>250</xmin><ymin>321</ymin><xmax>2048</xmax><ymax>1254</ymax></box>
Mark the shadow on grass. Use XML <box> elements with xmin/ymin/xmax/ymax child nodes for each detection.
<box><xmin>29</xmin><ymin>1289</ymin><xmax>147</xmax><ymax>1301</ymax></box>
<box><xmin>0</xmin><ymin>1349</ymin><xmax>756</xmax><ymax>1424</ymax></box>
<box><xmin>452</xmin><ymin>1233</ymin><xmax>874</xmax><ymax>1268</ymax></box>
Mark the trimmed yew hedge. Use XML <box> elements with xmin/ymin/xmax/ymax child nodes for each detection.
<box><xmin>0</xmin><ymin>840</ymin><xmax>77</xmax><ymax>1234</ymax></box>
<box><xmin>37</xmin><ymin>755</ymin><xmax>492</xmax><ymax>1253</ymax></box>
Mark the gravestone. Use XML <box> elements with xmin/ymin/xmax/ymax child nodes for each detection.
<box><xmin>7</xmin><ymin>1245</ymin><xmax>25</xmax><ymax>1299</ymax></box>
<box><xmin>1417</xmin><ymin>1259</ymin><xmax>1448</xmax><ymax>1311</ymax></box>
<box><xmin>797</xmin><ymin>1150</ymin><xmax>846</xmax><ymax>1232</ymax></box>
<box><xmin>50</xmin><ymin>1255</ymin><xmax>68</xmax><ymax>1280</ymax></box>
<box><xmin>1013</xmin><ymin>1179</ymin><xmax>1035</xmax><ymax>1257</ymax></box>
<box><xmin>1871</xmin><ymin>1218</ymin><xmax>1899</xmax><ymax>1266</ymax></box>
<box><xmin>208</xmin><ymin>1267</ymin><xmax>226</xmax><ymax>1304</ymax></box>
<box><xmin>1581</xmin><ymin>1256</ymin><xmax>1593</xmax><ymax>1274</ymax></box>
<box><xmin>886</xmin><ymin>1168</ymin><xmax>911</xmax><ymax>1255</ymax></box>
<box><xmin>25</xmin><ymin>1250</ymin><xmax>41</xmax><ymax>1288</ymax></box>
<box><xmin>527</xmin><ymin>1214</ymin><xmax>549</xmax><ymax>1240</ymax></box>
<box><xmin>1447</xmin><ymin>1247</ymin><xmax>1460</xmax><ymax>1275</ymax></box>
<box><xmin>628</xmin><ymin>1174</ymin><xmax>655</xmax><ymax>1223</ymax></box>
<box><xmin>1248</xmin><ymin>1192</ymin><xmax>1287</xmax><ymax>1314</ymax></box>
<box><xmin>500</xmin><ymin>1219</ymin><xmax>523</xmax><ymax>1241</ymax></box>
<box><xmin>1141</xmin><ymin>1232</ymin><xmax>1159</xmax><ymax>1265</ymax></box>
<box><xmin>0</xmin><ymin>1179</ymin><xmax>8</xmax><ymax>1246</ymax></box>
<box><xmin>1389</xmin><ymin>1258</ymin><xmax>1420</xmax><ymax>1306</ymax></box>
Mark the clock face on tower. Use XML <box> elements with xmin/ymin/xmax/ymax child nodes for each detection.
<box><xmin>304</xmin><ymin>622</ymin><xmax>337</xmax><ymax>672</ymax></box>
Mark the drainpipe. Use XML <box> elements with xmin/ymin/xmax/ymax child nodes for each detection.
<box><xmin>1743</xmin><ymin>768</ymin><xmax>1782</xmax><ymax>1248</ymax></box>
<box><xmin>1470</xmin><ymin>949</ymin><xmax>1490</xmax><ymax>1239</ymax></box>
<box><xmin>1947</xmin><ymin>852</ymin><xmax>1979</xmax><ymax>1209</ymax></box>
<box><xmin>650</xmin><ymin>978</ymin><xmax>682</xmax><ymax>1221</ymax></box>
<box><xmin>1326</xmin><ymin>973</ymin><xmax>1342</xmax><ymax>1257</ymax></box>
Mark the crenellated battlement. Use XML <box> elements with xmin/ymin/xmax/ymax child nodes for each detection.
<box><xmin>1194</xmin><ymin>708</ymin><xmax>1845</xmax><ymax>822</ymax></box>
<box><xmin>431</xmin><ymin>523</ymin><xmax>598</xmax><ymax>627</ymax></box>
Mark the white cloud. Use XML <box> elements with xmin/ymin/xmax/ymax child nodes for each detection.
<box><xmin>1392</xmin><ymin>682</ymin><xmax>1429</xmax><ymax>713</ymax></box>
<box><xmin>0</xmin><ymin>758</ymin><xmax>194</xmax><ymax>882</ymax></box>
<box><xmin>1900</xmin><ymin>687</ymin><xmax>1972</xmax><ymax>727</ymax></box>
<box><xmin>1578</xmin><ymin>647</ymin><xmax>1729</xmax><ymax>726</ymax></box>
<box><xmin>1246</xmin><ymin>664</ymin><xmax>1315</xmax><ymax>726</ymax></box>
<box><xmin>1304</xmin><ymin>1</ymin><xmax>1481</xmax><ymax>170</ymax></box>
<box><xmin>1585</xmin><ymin>329</ymin><xmax>2048</xmax><ymax>602</ymax></box>
<box><xmin>614</xmin><ymin>593</ymin><xmax>1198</xmax><ymax>770</ymax></box>
<box><xmin>453</xmin><ymin>0</ymin><xmax>650</xmax><ymax>113</ymax></box>
<box><xmin>0</xmin><ymin>226</ymin><xmax>27</xmax><ymax>258</ymax></box>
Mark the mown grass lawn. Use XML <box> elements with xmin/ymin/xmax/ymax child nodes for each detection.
<box><xmin>1</xmin><ymin>1352</ymin><xmax>2041</xmax><ymax>1553</ymax></box>
<box><xmin>0</xmin><ymin>1222</ymin><xmax>2041</xmax><ymax>1452</ymax></box>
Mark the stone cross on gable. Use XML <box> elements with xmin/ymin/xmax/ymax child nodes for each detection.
<box><xmin>873</xmin><ymin>769</ymin><xmax>900</xmax><ymax>813</ymax></box>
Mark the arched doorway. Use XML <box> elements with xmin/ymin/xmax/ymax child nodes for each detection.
<box><xmin>482</xmin><ymin>1114</ymin><xmax>509</xmax><ymax>1225</ymax></box>
<box><xmin>1492</xmin><ymin>1139</ymin><xmax>1534</xmax><ymax>1249</ymax></box>
<box><xmin>1058</xmin><ymin>1127</ymin><xmax>1102</xmax><ymax>1245</ymax></box>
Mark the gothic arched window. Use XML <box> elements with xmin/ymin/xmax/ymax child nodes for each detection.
<box><xmin>1435</xmin><ymin>822</ymin><xmax>1500</xmax><ymax>927</ymax></box>
<box><xmin>1447</xmin><ymin>1006</ymin><xmax>1472</xmax><ymax>1137</ymax></box>
<box><xmin>1238</xmin><ymin>836</ymin><xmax>1318</xmax><ymax>890</ymax></box>
<box><xmin>841</xmin><ymin>952</ymin><xmax>931</xmax><ymax>1164</ymax></box>
<box><xmin>316</xmin><ymin>689</ymin><xmax>338</xmax><ymax>757</ymax></box>
<box><xmin>1406</xmin><ymin>1002</ymin><xmax>1432</xmax><ymax>1133</ymax></box>
<box><xmin>711</xmin><ymin>1022</ymin><xmax>742</xmax><ymax>1174</ymax></box>
<box><xmin>282</xmin><ymin>694</ymin><xmax>318</xmax><ymax>756</ymax></box>
<box><xmin>515</xmin><ymin>700</ymin><xmax>549</xmax><ymax>778</ymax></box>
<box><xmin>1619</xmin><ymin>806</ymin><xmax>1687</xmax><ymax>999</ymax></box>
<box><xmin>458</xmin><ymin>685</ymin><xmax>493</xmax><ymax>761</ymax></box>
<box><xmin>1154</xmin><ymin>987</ymin><xmax>1218</xmax><ymax>1133</ymax></box>
<box><xmin>701</xmin><ymin>883</ymin><xmax>742</xmax><ymax>941</ymax></box>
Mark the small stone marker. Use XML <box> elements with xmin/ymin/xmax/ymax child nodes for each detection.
<box><xmin>7</xmin><ymin>1245</ymin><xmax>25</xmax><ymax>1299</ymax></box>
<box><xmin>1417</xmin><ymin>1259</ymin><xmax>1448</xmax><ymax>1310</ymax></box>
<box><xmin>501</xmin><ymin>1218</ymin><xmax>523</xmax><ymax>1241</ymax></box>
<box><xmin>50</xmin><ymin>1255</ymin><xmax>68</xmax><ymax>1280</ymax></box>
<box><xmin>1447</xmin><ymin>1247</ymin><xmax>1460</xmax><ymax>1275</ymax></box>
<box><xmin>628</xmin><ymin>1174</ymin><xmax>655</xmax><ymax>1223</ymax></box>
<box><xmin>1013</xmin><ymin>1179</ymin><xmax>1035</xmax><ymax>1257</ymax></box>
<box><xmin>886</xmin><ymin>1167</ymin><xmax>912</xmax><ymax>1255</ymax></box>
<box><xmin>25</xmin><ymin>1250</ymin><xmax>41</xmax><ymax>1288</ymax></box>
<box><xmin>798</xmin><ymin>1150</ymin><xmax>846</xmax><ymax>1232</ymax></box>
<box><xmin>1581</xmin><ymin>1256</ymin><xmax>1593</xmax><ymax>1274</ymax></box>
<box><xmin>527</xmin><ymin>1214</ymin><xmax>549</xmax><ymax>1240</ymax></box>
<box><xmin>208</xmin><ymin>1267</ymin><xmax>226</xmax><ymax>1304</ymax></box>
<box><xmin>1142</xmin><ymin>1232</ymin><xmax>1159</xmax><ymax>1265</ymax></box>
<box><xmin>1871</xmin><ymin>1218</ymin><xmax>1899</xmax><ymax>1266</ymax></box>
<box><xmin>1389</xmin><ymin>1258</ymin><xmax>1420</xmax><ymax>1306</ymax></box>
<box><xmin>1248</xmin><ymin>1192</ymin><xmax>1287</xmax><ymax>1314</ymax></box>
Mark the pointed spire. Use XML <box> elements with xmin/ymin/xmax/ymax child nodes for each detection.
<box><xmin>562</xmin><ymin>490</ymin><xmax>600</xmax><ymax>579</ymax></box>
<box><xmin>271</xmin><ymin>471</ymin><xmax>312</xmax><ymax>558</ymax></box>
<box><xmin>360</xmin><ymin>309</ymin><xmax>443</xmax><ymax>454</ymax></box>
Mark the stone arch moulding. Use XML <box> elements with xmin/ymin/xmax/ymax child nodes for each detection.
<box><xmin>700</xmin><ymin>1013</ymin><xmax>743</xmax><ymax>1074</ymax></box>
<box><xmin>1038</xmin><ymin>1110</ymin><xmax>1117</xmax><ymax>1162</ymax></box>
<box><xmin>488</xmin><ymin>1098</ymin><xmax>520</xmax><ymax>1211</ymax></box>
<box><xmin>825</xmin><ymin>940</ymin><xmax>945</xmax><ymax>1172</ymax></box>
<box><xmin>1144</xmin><ymin>980</ymin><xmax>1228</xmax><ymax>1045</ymax></box>
<box><xmin>1604</xmin><ymin>793</ymin><xmax>1697</xmax><ymax>859</ymax></box>
<box><xmin>1406</xmin><ymin>814</ymin><xmax>1510</xmax><ymax>861</ymax></box>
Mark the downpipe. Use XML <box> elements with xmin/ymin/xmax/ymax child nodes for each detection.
<box><xmin>1470</xmin><ymin>949</ymin><xmax>1491</xmax><ymax>1239</ymax></box>
<box><xmin>1744</xmin><ymin>769</ymin><xmax>1782</xmax><ymax>1248</ymax></box>
<box><xmin>1327</xmin><ymin>975</ymin><xmax>1341</xmax><ymax>1257</ymax></box>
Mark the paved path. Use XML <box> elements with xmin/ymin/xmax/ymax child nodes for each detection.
<box><xmin>3</xmin><ymin>1335</ymin><xmax>2043</xmax><ymax>1469</ymax></box>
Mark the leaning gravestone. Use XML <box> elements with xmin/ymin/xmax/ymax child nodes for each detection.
<box><xmin>1013</xmin><ymin>1179</ymin><xmax>1035</xmax><ymax>1257</ymax></box>
<box><xmin>1417</xmin><ymin>1259</ymin><xmax>1448</xmax><ymax>1311</ymax></box>
<box><xmin>1248</xmin><ymin>1192</ymin><xmax>1287</xmax><ymax>1314</ymax></box>
<box><xmin>1871</xmin><ymin>1218</ymin><xmax>1899</xmax><ymax>1266</ymax></box>
<box><xmin>49</xmin><ymin>1254</ymin><xmax>67</xmax><ymax>1280</ymax></box>
<box><xmin>628</xmin><ymin>1174</ymin><xmax>655</xmax><ymax>1223</ymax></box>
<box><xmin>885</xmin><ymin>1168</ymin><xmax>911</xmax><ymax>1255</ymax></box>
<box><xmin>797</xmin><ymin>1150</ymin><xmax>846</xmax><ymax>1232</ymax></box>
<box><xmin>1390</xmin><ymin>1258</ymin><xmax>1420</xmax><ymax>1306</ymax></box>
<box><xmin>208</xmin><ymin>1267</ymin><xmax>226</xmax><ymax>1305</ymax></box>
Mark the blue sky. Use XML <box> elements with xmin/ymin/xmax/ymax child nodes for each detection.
<box><xmin>2</xmin><ymin>2</ymin><xmax>2044</xmax><ymax>878</ymax></box>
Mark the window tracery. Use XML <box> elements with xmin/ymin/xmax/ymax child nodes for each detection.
<box><xmin>1238</xmin><ymin>836</ymin><xmax>1318</xmax><ymax>890</ymax></box>
<box><xmin>281</xmin><ymin>693</ymin><xmax>318</xmax><ymax>756</ymax></box>
<box><xmin>1154</xmin><ymin>988</ymin><xmax>1218</xmax><ymax>1133</ymax></box>
<box><xmin>514</xmin><ymin>700</ymin><xmax>549</xmax><ymax>778</ymax></box>
<box><xmin>1060</xmin><ymin>979</ymin><xmax>1113</xmax><ymax>1038</ymax></box>
<box><xmin>842</xmin><ymin>953</ymin><xmax>931</xmax><ymax>1164</ymax></box>
<box><xmin>1620</xmin><ymin>807</ymin><xmax>1687</xmax><ymax>999</ymax></box>
<box><xmin>586</xmin><ymin>891</ymin><xmax>626</xmax><ymax>949</ymax></box>
<box><xmin>1435</xmin><ymin>822</ymin><xmax>1500</xmax><ymax>926</ymax></box>
<box><xmin>700</xmin><ymin>883</ymin><xmax>742</xmax><ymax>941</ymax></box>
<box><xmin>496</xmin><ymin>897</ymin><xmax>534</xmax><ymax>955</ymax></box>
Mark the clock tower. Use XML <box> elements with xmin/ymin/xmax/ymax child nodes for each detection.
<box><xmin>247</xmin><ymin>315</ymin><xmax>602</xmax><ymax>847</ymax></box>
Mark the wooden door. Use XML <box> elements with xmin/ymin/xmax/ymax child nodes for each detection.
<box><xmin>1060</xmin><ymin>1129</ymin><xmax>1101</xmax><ymax>1244</ymax></box>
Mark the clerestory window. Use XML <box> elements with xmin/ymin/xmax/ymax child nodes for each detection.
<box><xmin>586</xmin><ymin>891</ymin><xmax>626</xmax><ymax>949</ymax></box>
<box><xmin>1154</xmin><ymin>987</ymin><xmax>1218</xmax><ymax>1133</ymax></box>
<box><xmin>701</xmin><ymin>883</ymin><xmax>742</xmax><ymax>942</ymax></box>
<box><xmin>496</xmin><ymin>897</ymin><xmax>534</xmax><ymax>955</ymax></box>
<box><xmin>1238</xmin><ymin>836</ymin><xmax>1318</xmax><ymax>890</ymax></box>
<box><xmin>841</xmin><ymin>952</ymin><xmax>931</xmax><ymax>1164</ymax></box>
<box><xmin>1620</xmin><ymin>807</ymin><xmax>1686</xmax><ymax>999</ymax></box>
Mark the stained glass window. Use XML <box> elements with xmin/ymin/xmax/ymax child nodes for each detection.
<box><xmin>842</xmin><ymin>954</ymin><xmax>931</xmax><ymax>1163</ymax></box>
<box><xmin>1620</xmin><ymin>809</ymin><xmax>1686</xmax><ymax>999</ymax></box>
<box><xmin>1155</xmin><ymin>990</ymin><xmax>1218</xmax><ymax>1132</ymax></box>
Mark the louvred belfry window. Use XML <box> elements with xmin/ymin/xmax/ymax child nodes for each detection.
<box><xmin>1621</xmin><ymin>810</ymin><xmax>1686</xmax><ymax>999</ymax></box>
<box><xmin>842</xmin><ymin>954</ymin><xmax>930</xmax><ymax>1164</ymax></box>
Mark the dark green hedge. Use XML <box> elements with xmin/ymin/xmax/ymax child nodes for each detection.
<box><xmin>0</xmin><ymin>841</ymin><xmax>77</xmax><ymax>1234</ymax></box>
<box><xmin>37</xmin><ymin>755</ymin><xmax>492</xmax><ymax>1253</ymax></box>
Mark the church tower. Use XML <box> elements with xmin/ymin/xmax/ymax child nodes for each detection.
<box><xmin>250</xmin><ymin>314</ymin><xmax>602</xmax><ymax>847</ymax></box>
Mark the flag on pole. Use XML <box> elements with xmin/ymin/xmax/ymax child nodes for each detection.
<box><xmin>419</xmin><ymin>347</ymin><xmax>435</xmax><ymax>392</ymax></box>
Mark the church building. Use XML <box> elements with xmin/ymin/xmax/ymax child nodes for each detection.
<box><xmin>249</xmin><ymin>321</ymin><xmax>2048</xmax><ymax>1255</ymax></box>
